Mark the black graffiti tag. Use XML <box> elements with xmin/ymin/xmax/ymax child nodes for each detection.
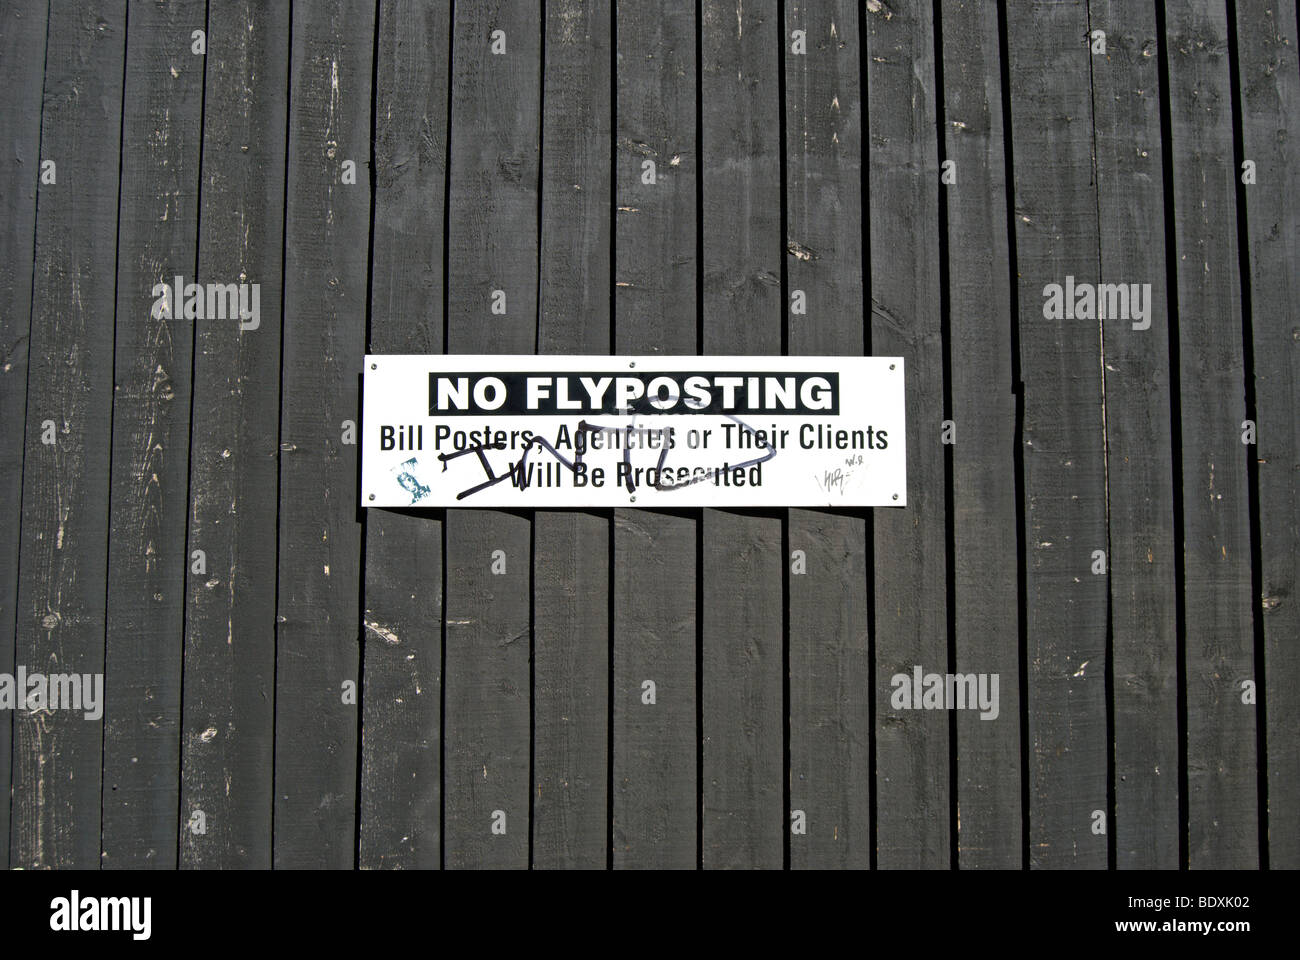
<box><xmin>436</xmin><ymin>401</ymin><xmax>779</xmax><ymax>501</ymax></box>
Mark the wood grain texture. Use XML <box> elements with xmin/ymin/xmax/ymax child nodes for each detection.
<box><xmin>940</xmin><ymin>0</ymin><xmax>1021</xmax><ymax>869</ymax></box>
<box><xmin>100</xmin><ymin>0</ymin><xmax>205</xmax><ymax>869</ymax></box>
<box><xmin>273</xmin><ymin>0</ymin><xmax>374</xmax><ymax>868</ymax></box>
<box><xmin>613</xmin><ymin>0</ymin><xmax>697</xmax><ymax>353</ymax></box>
<box><xmin>700</xmin><ymin>508</ymin><xmax>784</xmax><ymax>869</ymax></box>
<box><xmin>442</xmin><ymin>511</ymin><xmax>531</xmax><ymax>868</ymax></box>
<box><xmin>783</xmin><ymin>0</ymin><xmax>871</xmax><ymax>870</ymax></box>
<box><xmin>178</xmin><ymin>0</ymin><xmax>288</xmax><ymax>869</ymax></box>
<box><xmin>10</xmin><ymin>0</ymin><xmax>125</xmax><ymax>869</ymax></box>
<box><xmin>369</xmin><ymin>0</ymin><xmax>450</xmax><ymax>358</ymax></box>
<box><xmin>1006</xmin><ymin>0</ymin><xmax>1109</xmax><ymax>869</ymax></box>
<box><xmin>533</xmin><ymin>510</ymin><xmax>608</xmax><ymax>868</ymax></box>
<box><xmin>1234</xmin><ymin>0</ymin><xmax>1300</xmax><ymax>869</ymax></box>
<box><xmin>0</xmin><ymin>0</ymin><xmax>1291</xmax><ymax>871</ymax></box>
<box><xmin>1087</xmin><ymin>0</ymin><xmax>1179</xmax><ymax>869</ymax></box>
<box><xmin>866</xmin><ymin>0</ymin><xmax>950</xmax><ymax>869</ymax></box>
<box><xmin>611</xmin><ymin>0</ymin><xmax>698</xmax><ymax>869</ymax></box>
<box><xmin>442</xmin><ymin>0</ymin><xmax>539</xmax><ymax>869</ymax></box>
<box><xmin>533</xmin><ymin>0</ymin><xmax>612</xmax><ymax>870</ymax></box>
<box><xmin>539</xmin><ymin>0</ymin><xmax>612</xmax><ymax>358</ymax></box>
<box><xmin>359</xmin><ymin>0</ymin><xmax>450</xmax><ymax>870</ymax></box>
<box><xmin>359</xmin><ymin>508</ymin><xmax>442</xmax><ymax>869</ymax></box>
<box><xmin>0</xmin><ymin>0</ymin><xmax>49</xmax><ymax>870</ymax></box>
<box><xmin>1164</xmin><ymin>0</ymin><xmax>1258</xmax><ymax>869</ymax></box>
<box><xmin>700</xmin><ymin>0</ymin><xmax>784</xmax><ymax>870</ymax></box>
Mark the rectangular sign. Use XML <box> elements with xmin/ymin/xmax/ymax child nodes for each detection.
<box><xmin>361</xmin><ymin>355</ymin><xmax>906</xmax><ymax>508</ymax></box>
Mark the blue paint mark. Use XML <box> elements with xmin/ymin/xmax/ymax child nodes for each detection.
<box><xmin>394</xmin><ymin>457</ymin><xmax>431</xmax><ymax>505</ymax></box>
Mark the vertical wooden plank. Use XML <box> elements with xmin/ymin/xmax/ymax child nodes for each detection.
<box><xmin>533</xmin><ymin>510</ymin><xmax>608</xmax><ymax>868</ymax></box>
<box><xmin>1088</xmin><ymin>0</ymin><xmax>1179</xmax><ymax>869</ymax></box>
<box><xmin>1164</xmin><ymin>0</ymin><xmax>1257</xmax><ymax>868</ymax></box>
<box><xmin>10</xmin><ymin>0</ymin><xmax>125</xmax><ymax>869</ymax></box>
<box><xmin>1006</xmin><ymin>0</ymin><xmax>1109</xmax><ymax>868</ymax></box>
<box><xmin>359</xmin><ymin>0</ymin><xmax>449</xmax><ymax>870</ymax></box>
<box><xmin>533</xmin><ymin>0</ymin><xmax>612</xmax><ymax>870</ymax></box>
<box><xmin>940</xmin><ymin>0</ymin><xmax>1022</xmax><ymax>868</ymax></box>
<box><xmin>783</xmin><ymin>0</ymin><xmax>871</xmax><ymax>869</ymax></box>
<box><xmin>359</xmin><ymin>510</ymin><xmax>441</xmax><ymax>869</ymax></box>
<box><xmin>99</xmin><ymin>0</ymin><xmax>204</xmax><ymax>870</ymax></box>
<box><xmin>1235</xmin><ymin>0</ymin><xmax>1300</xmax><ymax>869</ymax></box>
<box><xmin>612</xmin><ymin>0</ymin><xmax>697</xmax><ymax>869</ymax></box>
<box><xmin>443</xmin><ymin>0</ymin><xmax>539</xmax><ymax>869</ymax></box>
<box><xmin>539</xmin><ymin>0</ymin><xmax>612</xmax><ymax>357</ymax></box>
<box><xmin>179</xmin><ymin>0</ymin><xmax>288</xmax><ymax>869</ymax></box>
<box><xmin>369</xmin><ymin>0</ymin><xmax>449</xmax><ymax>359</ymax></box>
<box><xmin>700</xmin><ymin>0</ymin><xmax>784</xmax><ymax>870</ymax></box>
<box><xmin>866</xmin><ymin>0</ymin><xmax>950</xmax><ymax>868</ymax></box>
<box><xmin>273</xmin><ymin>0</ymin><xmax>374</xmax><ymax>868</ymax></box>
<box><xmin>0</xmin><ymin>0</ymin><xmax>49</xmax><ymax>868</ymax></box>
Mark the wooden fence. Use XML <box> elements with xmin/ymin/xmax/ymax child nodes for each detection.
<box><xmin>0</xmin><ymin>0</ymin><xmax>1295</xmax><ymax>869</ymax></box>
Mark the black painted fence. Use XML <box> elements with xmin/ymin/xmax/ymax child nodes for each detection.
<box><xmin>0</xmin><ymin>0</ymin><xmax>1295</xmax><ymax>869</ymax></box>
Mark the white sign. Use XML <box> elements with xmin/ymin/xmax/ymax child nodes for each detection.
<box><xmin>361</xmin><ymin>355</ymin><xmax>906</xmax><ymax>508</ymax></box>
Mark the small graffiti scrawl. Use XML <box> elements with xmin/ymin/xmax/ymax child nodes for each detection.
<box><xmin>392</xmin><ymin>457</ymin><xmax>431</xmax><ymax>504</ymax></box>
